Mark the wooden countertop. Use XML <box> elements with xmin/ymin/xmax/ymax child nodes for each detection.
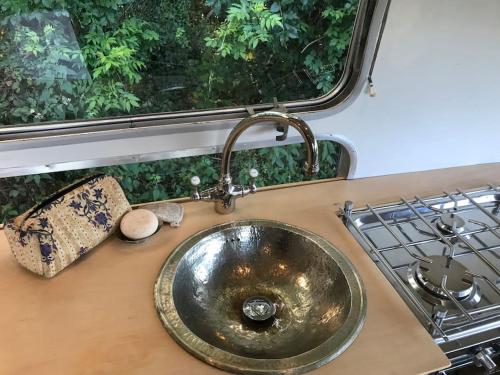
<box><xmin>2</xmin><ymin>163</ymin><xmax>499</xmax><ymax>375</ymax></box>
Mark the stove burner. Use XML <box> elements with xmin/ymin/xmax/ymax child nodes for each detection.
<box><xmin>416</xmin><ymin>256</ymin><xmax>473</xmax><ymax>299</ymax></box>
<box><xmin>344</xmin><ymin>186</ymin><xmax>500</xmax><ymax>365</ymax></box>
<box><xmin>408</xmin><ymin>256</ymin><xmax>480</xmax><ymax>306</ymax></box>
<box><xmin>436</xmin><ymin>213</ymin><xmax>466</xmax><ymax>234</ymax></box>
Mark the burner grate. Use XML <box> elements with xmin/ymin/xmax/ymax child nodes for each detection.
<box><xmin>342</xmin><ymin>185</ymin><xmax>500</xmax><ymax>348</ymax></box>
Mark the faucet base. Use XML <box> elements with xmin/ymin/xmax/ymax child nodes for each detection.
<box><xmin>215</xmin><ymin>200</ymin><xmax>236</xmax><ymax>215</ymax></box>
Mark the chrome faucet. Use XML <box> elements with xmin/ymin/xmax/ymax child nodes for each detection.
<box><xmin>190</xmin><ymin>111</ymin><xmax>319</xmax><ymax>214</ymax></box>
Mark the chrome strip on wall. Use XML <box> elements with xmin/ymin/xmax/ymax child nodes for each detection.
<box><xmin>0</xmin><ymin>134</ymin><xmax>358</xmax><ymax>178</ymax></box>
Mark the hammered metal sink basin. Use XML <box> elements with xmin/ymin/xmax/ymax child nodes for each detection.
<box><xmin>154</xmin><ymin>220</ymin><xmax>366</xmax><ymax>374</ymax></box>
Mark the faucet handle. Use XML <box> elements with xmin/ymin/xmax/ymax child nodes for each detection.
<box><xmin>249</xmin><ymin>168</ymin><xmax>259</xmax><ymax>193</ymax></box>
<box><xmin>190</xmin><ymin>176</ymin><xmax>201</xmax><ymax>200</ymax></box>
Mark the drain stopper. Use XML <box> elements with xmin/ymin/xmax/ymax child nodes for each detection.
<box><xmin>242</xmin><ymin>296</ymin><xmax>276</xmax><ymax>323</ymax></box>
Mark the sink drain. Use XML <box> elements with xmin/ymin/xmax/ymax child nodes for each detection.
<box><xmin>242</xmin><ymin>296</ymin><xmax>276</xmax><ymax>323</ymax></box>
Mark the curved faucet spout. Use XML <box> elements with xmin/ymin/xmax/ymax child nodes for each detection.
<box><xmin>220</xmin><ymin>111</ymin><xmax>320</xmax><ymax>178</ymax></box>
<box><xmin>190</xmin><ymin>111</ymin><xmax>320</xmax><ymax>214</ymax></box>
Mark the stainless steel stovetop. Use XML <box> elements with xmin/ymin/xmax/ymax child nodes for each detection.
<box><xmin>341</xmin><ymin>185</ymin><xmax>500</xmax><ymax>374</ymax></box>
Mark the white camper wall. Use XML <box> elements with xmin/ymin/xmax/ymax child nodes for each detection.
<box><xmin>319</xmin><ymin>0</ymin><xmax>500</xmax><ymax>178</ymax></box>
<box><xmin>1</xmin><ymin>0</ymin><xmax>499</xmax><ymax>178</ymax></box>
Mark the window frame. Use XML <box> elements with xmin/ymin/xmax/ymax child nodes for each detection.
<box><xmin>0</xmin><ymin>0</ymin><xmax>384</xmax><ymax>141</ymax></box>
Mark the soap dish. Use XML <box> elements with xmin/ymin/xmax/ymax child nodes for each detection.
<box><xmin>117</xmin><ymin>218</ymin><xmax>163</xmax><ymax>244</ymax></box>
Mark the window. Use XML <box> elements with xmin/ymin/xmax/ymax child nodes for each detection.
<box><xmin>0</xmin><ymin>141</ymin><xmax>341</xmax><ymax>222</ymax></box>
<box><xmin>0</xmin><ymin>0</ymin><xmax>359</xmax><ymax>128</ymax></box>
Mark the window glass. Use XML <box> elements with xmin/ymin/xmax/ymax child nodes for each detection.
<box><xmin>0</xmin><ymin>1</ymin><xmax>359</xmax><ymax>126</ymax></box>
<box><xmin>0</xmin><ymin>141</ymin><xmax>340</xmax><ymax>222</ymax></box>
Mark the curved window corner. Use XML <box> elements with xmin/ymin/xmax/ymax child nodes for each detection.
<box><xmin>0</xmin><ymin>0</ymin><xmax>382</xmax><ymax>137</ymax></box>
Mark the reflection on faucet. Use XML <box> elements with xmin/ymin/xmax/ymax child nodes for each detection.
<box><xmin>190</xmin><ymin>111</ymin><xmax>319</xmax><ymax>214</ymax></box>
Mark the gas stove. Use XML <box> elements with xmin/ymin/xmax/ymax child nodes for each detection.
<box><xmin>341</xmin><ymin>185</ymin><xmax>500</xmax><ymax>374</ymax></box>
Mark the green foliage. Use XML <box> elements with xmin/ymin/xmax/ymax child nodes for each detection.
<box><xmin>0</xmin><ymin>0</ymin><xmax>358</xmax><ymax>123</ymax></box>
<box><xmin>82</xmin><ymin>17</ymin><xmax>159</xmax><ymax>116</ymax></box>
<box><xmin>0</xmin><ymin>141</ymin><xmax>339</xmax><ymax>223</ymax></box>
<box><xmin>0</xmin><ymin>0</ymin><xmax>160</xmax><ymax>123</ymax></box>
<box><xmin>305</xmin><ymin>0</ymin><xmax>358</xmax><ymax>93</ymax></box>
<box><xmin>0</xmin><ymin>9</ymin><xmax>89</xmax><ymax>122</ymax></box>
<box><xmin>204</xmin><ymin>0</ymin><xmax>283</xmax><ymax>60</ymax></box>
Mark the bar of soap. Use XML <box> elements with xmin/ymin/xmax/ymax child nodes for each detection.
<box><xmin>120</xmin><ymin>209</ymin><xmax>158</xmax><ymax>240</ymax></box>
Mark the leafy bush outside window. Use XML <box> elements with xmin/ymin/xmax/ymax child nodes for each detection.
<box><xmin>0</xmin><ymin>0</ymin><xmax>359</xmax><ymax>126</ymax></box>
<box><xmin>0</xmin><ymin>141</ymin><xmax>340</xmax><ymax>223</ymax></box>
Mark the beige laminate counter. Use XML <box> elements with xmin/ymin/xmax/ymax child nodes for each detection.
<box><xmin>2</xmin><ymin>163</ymin><xmax>499</xmax><ymax>375</ymax></box>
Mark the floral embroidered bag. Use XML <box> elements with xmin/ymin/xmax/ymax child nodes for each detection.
<box><xmin>4</xmin><ymin>174</ymin><xmax>131</xmax><ymax>278</ymax></box>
